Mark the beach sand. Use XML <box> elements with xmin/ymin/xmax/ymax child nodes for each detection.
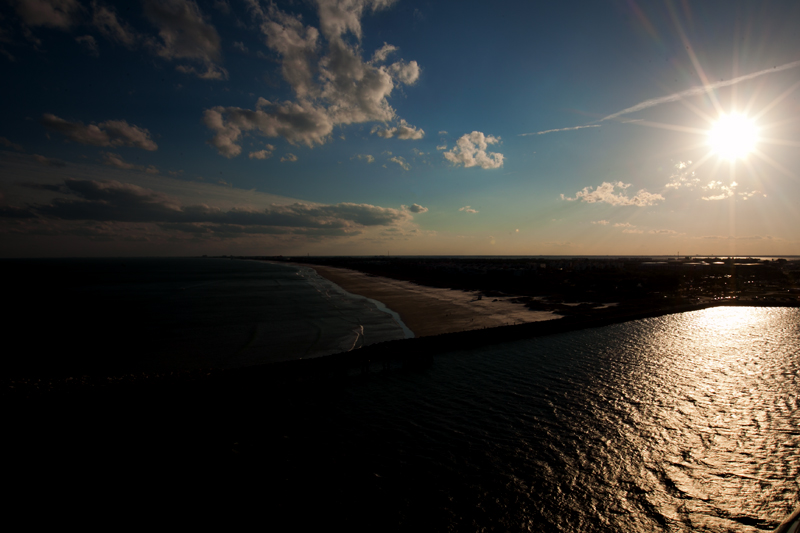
<box><xmin>304</xmin><ymin>264</ymin><xmax>556</xmax><ymax>337</ymax></box>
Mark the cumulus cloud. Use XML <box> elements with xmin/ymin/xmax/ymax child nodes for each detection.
<box><xmin>444</xmin><ymin>131</ymin><xmax>503</xmax><ymax>169</ymax></box>
<box><xmin>592</xmin><ymin>220</ymin><xmax>609</xmax><ymax>225</ymax></box>
<box><xmin>352</xmin><ymin>154</ymin><xmax>374</xmax><ymax>163</ymax></box>
<box><xmin>373</xmin><ymin>119</ymin><xmax>424</xmax><ymax>140</ymax></box>
<box><xmin>614</xmin><ymin>222</ymin><xmax>635</xmax><ymax>228</ymax></box>
<box><xmin>388</xmin><ymin>155</ymin><xmax>409</xmax><ymax>170</ymax></box>
<box><xmin>143</xmin><ymin>0</ymin><xmax>227</xmax><ymax>80</ymax></box>
<box><xmin>403</xmin><ymin>203</ymin><xmax>427</xmax><ymax>213</ymax></box>
<box><xmin>41</xmin><ymin>114</ymin><xmax>158</xmax><ymax>151</ymax></box>
<box><xmin>248</xmin><ymin>144</ymin><xmax>275</xmax><ymax>159</ymax></box>
<box><xmin>205</xmin><ymin>0</ymin><xmax>419</xmax><ymax>156</ymax></box>
<box><xmin>665</xmin><ymin>161</ymin><xmax>699</xmax><ymax>189</ymax></box>
<box><xmin>458</xmin><ymin>206</ymin><xmax>478</xmax><ymax>214</ymax></box>
<box><xmin>14</xmin><ymin>0</ymin><xmax>80</xmax><ymax>29</ymax></box>
<box><xmin>21</xmin><ymin>179</ymin><xmax>413</xmax><ymax>236</ymax></box>
<box><xmin>561</xmin><ymin>181</ymin><xmax>664</xmax><ymax>206</ymax></box>
<box><xmin>281</xmin><ymin>153</ymin><xmax>298</xmax><ymax>162</ymax></box>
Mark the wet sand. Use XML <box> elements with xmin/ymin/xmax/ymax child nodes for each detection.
<box><xmin>302</xmin><ymin>264</ymin><xmax>556</xmax><ymax>337</ymax></box>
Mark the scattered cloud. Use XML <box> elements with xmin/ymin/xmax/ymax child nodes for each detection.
<box><xmin>648</xmin><ymin>229</ymin><xmax>680</xmax><ymax>235</ymax></box>
<box><xmin>33</xmin><ymin>153</ymin><xmax>66</xmax><ymax>167</ymax></box>
<box><xmin>248</xmin><ymin>144</ymin><xmax>275</xmax><ymax>160</ymax></box>
<box><xmin>388</xmin><ymin>155</ymin><xmax>409</xmax><ymax>170</ymax></box>
<box><xmin>11</xmin><ymin>179</ymin><xmax>415</xmax><ymax>237</ymax></box>
<box><xmin>519</xmin><ymin>124</ymin><xmax>600</xmax><ymax>136</ymax></box>
<box><xmin>613</xmin><ymin>222</ymin><xmax>635</xmax><ymax>228</ymax></box>
<box><xmin>622</xmin><ymin>228</ymin><xmax>643</xmax><ymax>234</ymax></box>
<box><xmin>403</xmin><ymin>203</ymin><xmax>428</xmax><ymax>213</ymax></box>
<box><xmin>561</xmin><ymin>181</ymin><xmax>664</xmax><ymax>206</ymax></box>
<box><xmin>458</xmin><ymin>206</ymin><xmax>478</xmax><ymax>214</ymax></box>
<box><xmin>75</xmin><ymin>34</ymin><xmax>98</xmax><ymax>55</ymax></box>
<box><xmin>436</xmin><ymin>144</ymin><xmax>446</xmax><ymax>150</ymax></box>
<box><xmin>101</xmin><ymin>151</ymin><xmax>158</xmax><ymax>173</ymax></box>
<box><xmin>665</xmin><ymin>161</ymin><xmax>699</xmax><ymax>189</ymax></box>
<box><xmin>143</xmin><ymin>0</ymin><xmax>227</xmax><ymax>80</ymax></box>
<box><xmin>14</xmin><ymin>0</ymin><xmax>81</xmax><ymax>30</ymax></box>
<box><xmin>41</xmin><ymin>114</ymin><xmax>158</xmax><ymax>151</ymax></box>
<box><xmin>438</xmin><ymin>130</ymin><xmax>447</xmax><ymax>135</ymax></box>
<box><xmin>92</xmin><ymin>3</ymin><xmax>140</xmax><ymax>49</ymax></box>
<box><xmin>352</xmin><ymin>154</ymin><xmax>374</xmax><ymax>163</ymax></box>
<box><xmin>372</xmin><ymin>119</ymin><xmax>424</xmax><ymax>140</ymax></box>
<box><xmin>592</xmin><ymin>220</ymin><xmax>609</xmax><ymax>225</ymax></box>
<box><xmin>204</xmin><ymin>1</ymin><xmax>420</xmax><ymax>156</ymax></box>
<box><xmin>0</xmin><ymin>137</ymin><xmax>23</xmax><ymax>151</ymax></box>
<box><xmin>280</xmin><ymin>153</ymin><xmax>298</xmax><ymax>162</ymax></box>
<box><xmin>444</xmin><ymin>131</ymin><xmax>503</xmax><ymax>169</ymax></box>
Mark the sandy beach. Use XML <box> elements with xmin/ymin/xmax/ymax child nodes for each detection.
<box><xmin>302</xmin><ymin>264</ymin><xmax>556</xmax><ymax>337</ymax></box>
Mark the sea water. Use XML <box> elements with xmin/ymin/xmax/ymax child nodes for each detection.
<box><xmin>3</xmin><ymin>257</ymin><xmax>411</xmax><ymax>373</ymax></box>
<box><xmin>261</xmin><ymin>306</ymin><xmax>799</xmax><ymax>532</ymax></box>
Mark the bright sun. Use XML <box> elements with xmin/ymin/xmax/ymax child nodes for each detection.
<box><xmin>708</xmin><ymin>113</ymin><xmax>758</xmax><ymax>161</ymax></box>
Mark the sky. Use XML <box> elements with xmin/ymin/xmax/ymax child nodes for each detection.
<box><xmin>1</xmin><ymin>0</ymin><xmax>799</xmax><ymax>258</ymax></box>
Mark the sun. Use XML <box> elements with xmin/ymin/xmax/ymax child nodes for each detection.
<box><xmin>708</xmin><ymin>113</ymin><xmax>758</xmax><ymax>161</ymax></box>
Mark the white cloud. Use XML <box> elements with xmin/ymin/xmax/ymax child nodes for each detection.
<box><xmin>41</xmin><ymin>114</ymin><xmax>158</xmax><ymax>151</ymax></box>
<box><xmin>665</xmin><ymin>160</ymin><xmax>699</xmax><ymax>189</ymax></box>
<box><xmin>207</xmin><ymin>0</ymin><xmax>419</xmax><ymax>156</ymax></box>
<box><xmin>436</xmin><ymin>144</ymin><xmax>446</xmax><ymax>150</ymax></box>
<box><xmin>388</xmin><ymin>155</ymin><xmax>409</xmax><ymax>170</ymax></box>
<box><xmin>281</xmin><ymin>153</ymin><xmax>298</xmax><ymax>162</ymax></box>
<box><xmin>561</xmin><ymin>181</ymin><xmax>663</xmax><ymax>206</ymax></box>
<box><xmin>701</xmin><ymin>180</ymin><xmax>736</xmax><ymax>201</ymax></box>
<box><xmin>622</xmin><ymin>228</ymin><xmax>643</xmax><ymax>234</ymax></box>
<box><xmin>438</xmin><ymin>130</ymin><xmax>447</xmax><ymax>135</ymax></box>
<box><xmin>403</xmin><ymin>203</ymin><xmax>428</xmax><ymax>213</ymax></box>
<box><xmin>613</xmin><ymin>222</ymin><xmax>635</xmax><ymax>227</ymax></box>
<box><xmin>373</xmin><ymin>119</ymin><xmax>424</xmax><ymax>140</ymax></box>
<box><xmin>248</xmin><ymin>145</ymin><xmax>274</xmax><ymax>159</ymax></box>
<box><xmin>592</xmin><ymin>220</ymin><xmax>609</xmax><ymax>225</ymax></box>
<box><xmin>371</xmin><ymin>42</ymin><xmax>397</xmax><ymax>63</ymax></box>
<box><xmin>648</xmin><ymin>229</ymin><xmax>680</xmax><ymax>235</ymax></box>
<box><xmin>458</xmin><ymin>206</ymin><xmax>478</xmax><ymax>214</ymax></box>
<box><xmin>444</xmin><ymin>131</ymin><xmax>503</xmax><ymax>169</ymax></box>
<box><xmin>143</xmin><ymin>0</ymin><xmax>227</xmax><ymax>80</ymax></box>
<box><xmin>352</xmin><ymin>154</ymin><xmax>374</xmax><ymax>163</ymax></box>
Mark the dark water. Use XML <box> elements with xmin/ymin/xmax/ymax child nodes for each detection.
<box><xmin>3</xmin><ymin>257</ymin><xmax>409</xmax><ymax>374</ymax></box>
<box><xmin>266</xmin><ymin>307</ymin><xmax>798</xmax><ymax>532</ymax></box>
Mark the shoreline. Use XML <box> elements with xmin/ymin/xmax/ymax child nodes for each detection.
<box><xmin>295</xmin><ymin>263</ymin><xmax>557</xmax><ymax>338</ymax></box>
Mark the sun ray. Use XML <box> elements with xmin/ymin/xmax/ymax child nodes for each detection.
<box><xmin>752</xmin><ymin>80</ymin><xmax>800</xmax><ymax>121</ymax></box>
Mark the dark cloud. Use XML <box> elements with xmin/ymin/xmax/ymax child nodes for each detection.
<box><xmin>33</xmin><ymin>153</ymin><xmax>67</xmax><ymax>167</ymax></box>
<box><xmin>19</xmin><ymin>179</ymin><xmax>414</xmax><ymax>236</ymax></box>
<box><xmin>13</xmin><ymin>0</ymin><xmax>81</xmax><ymax>29</ymax></box>
<box><xmin>41</xmin><ymin>114</ymin><xmax>158</xmax><ymax>151</ymax></box>
<box><xmin>143</xmin><ymin>0</ymin><xmax>227</xmax><ymax>80</ymax></box>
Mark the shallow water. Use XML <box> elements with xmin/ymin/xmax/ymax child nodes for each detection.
<box><xmin>294</xmin><ymin>307</ymin><xmax>799</xmax><ymax>531</ymax></box>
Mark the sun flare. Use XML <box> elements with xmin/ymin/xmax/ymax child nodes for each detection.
<box><xmin>708</xmin><ymin>113</ymin><xmax>758</xmax><ymax>161</ymax></box>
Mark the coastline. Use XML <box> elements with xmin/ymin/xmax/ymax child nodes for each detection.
<box><xmin>298</xmin><ymin>263</ymin><xmax>557</xmax><ymax>337</ymax></box>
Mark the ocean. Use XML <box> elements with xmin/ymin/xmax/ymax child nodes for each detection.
<box><xmin>5</xmin><ymin>258</ymin><xmax>799</xmax><ymax>530</ymax></box>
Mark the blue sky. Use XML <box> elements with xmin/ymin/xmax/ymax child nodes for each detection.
<box><xmin>1</xmin><ymin>0</ymin><xmax>798</xmax><ymax>257</ymax></box>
